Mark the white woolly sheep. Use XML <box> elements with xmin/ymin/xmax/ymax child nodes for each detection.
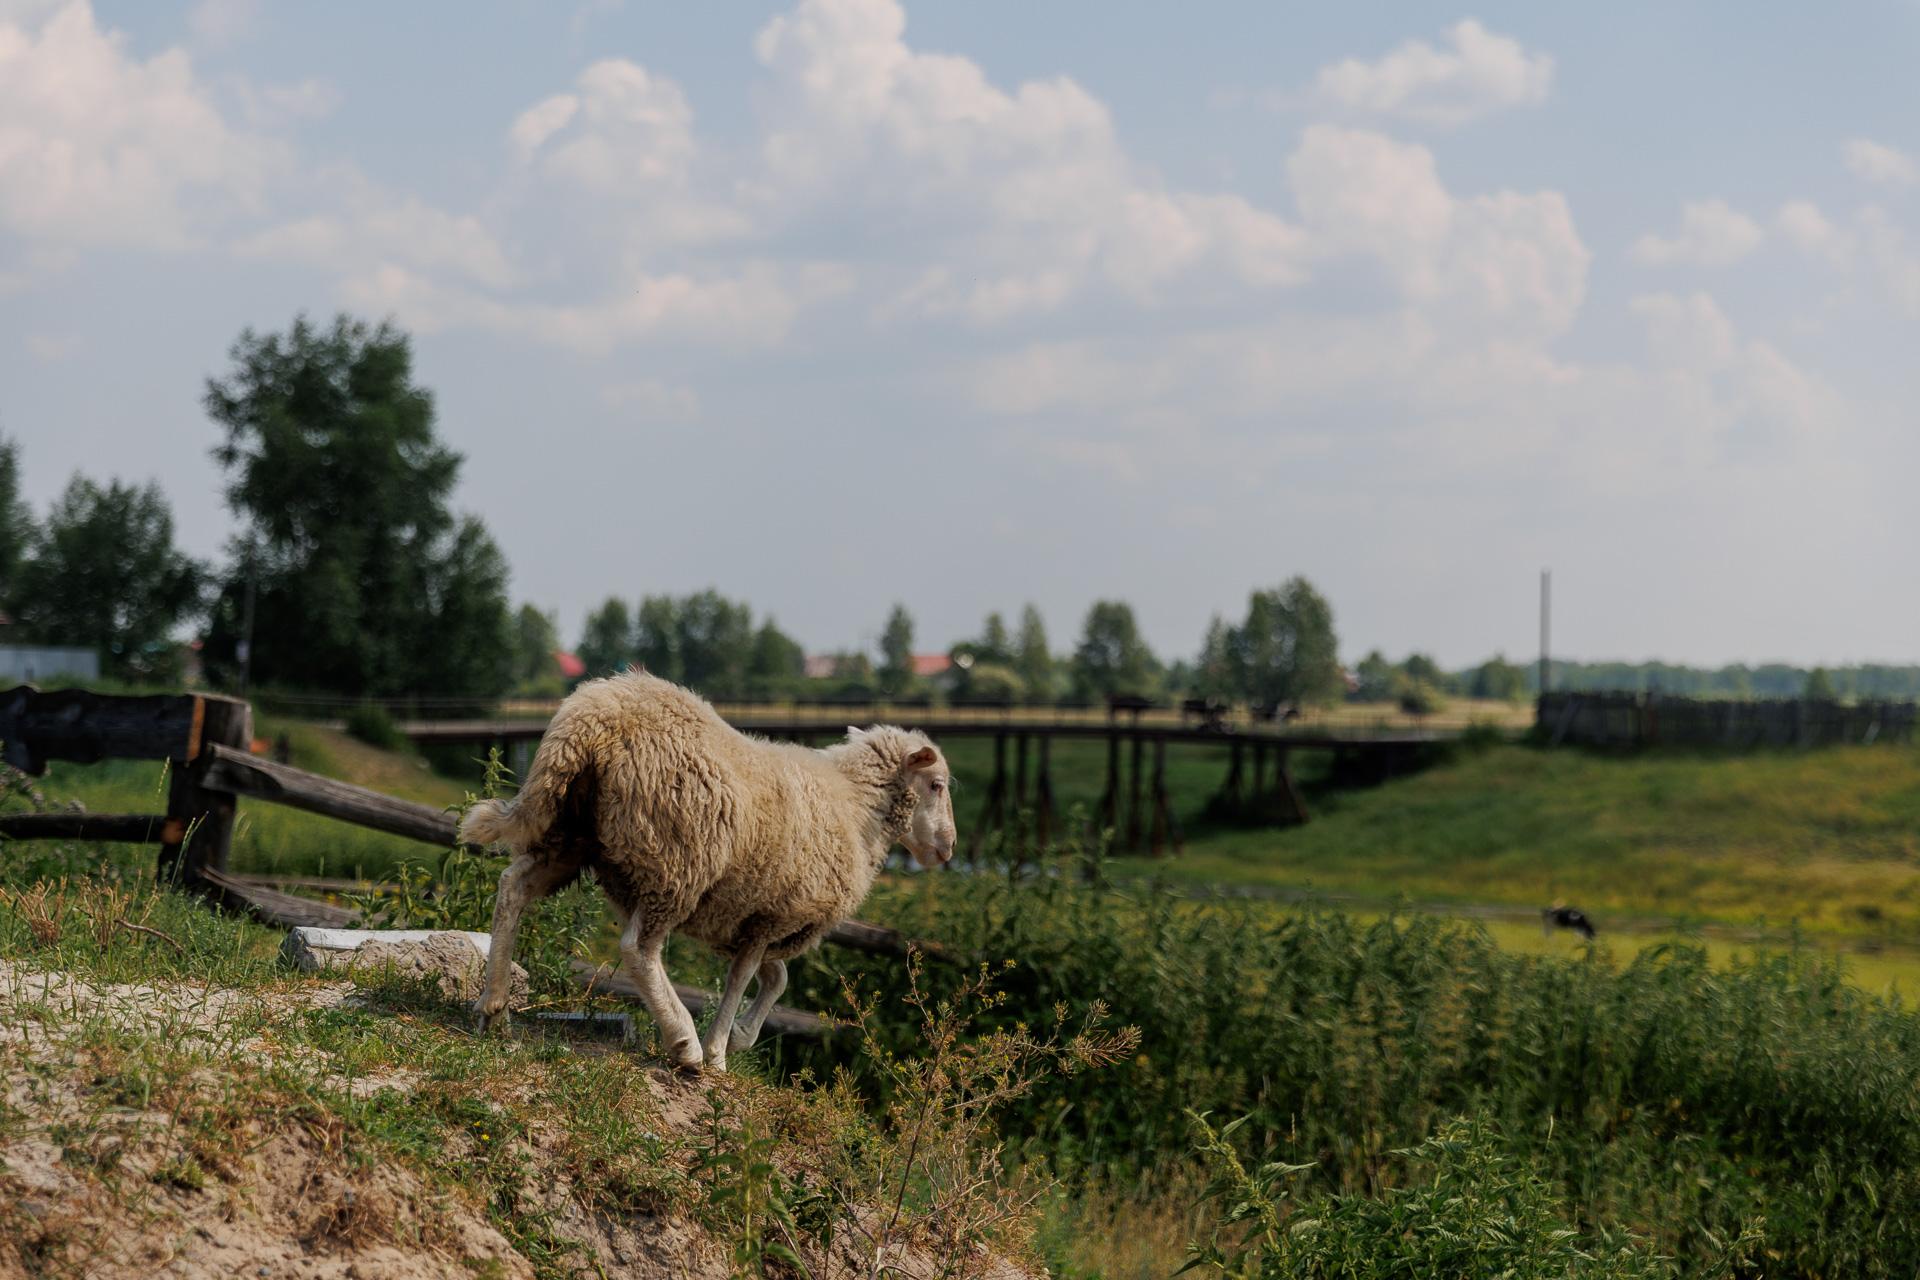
<box><xmin>456</xmin><ymin>670</ymin><xmax>957</xmax><ymax>1070</ymax></box>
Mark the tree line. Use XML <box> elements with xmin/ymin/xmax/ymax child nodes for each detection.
<box><xmin>2</xmin><ymin>312</ymin><xmax>1906</xmax><ymax>709</ymax></box>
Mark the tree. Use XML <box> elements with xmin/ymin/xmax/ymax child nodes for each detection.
<box><xmin>1071</xmin><ymin>600</ymin><xmax>1157</xmax><ymax>699</ymax></box>
<box><xmin>578</xmin><ymin>597</ymin><xmax>633</xmax><ymax>678</ymax></box>
<box><xmin>201</xmin><ymin>314</ymin><xmax>514</xmax><ymax>698</ymax></box>
<box><xmin>1353</xmin><ymin>650</ymin><xmax>1396</xmax><ymax>702</ymax></box>
<box><xmin>1469</xmin><ymin>654</ymin><xmax>1528</xmax><ymax>701</ymax></box>
<box><xmin>1804</xmin><ymin>666</ymin><xmax>1836</xmax><ymax>701</ymax></box>
<box><xmin>1014</xmin><ymin>605</ymin><xmax>1054</xmax><ymax>703</ymax></box>
<box><xmin>1230</xmin><ymin>577</ymin><xmax>1343</xmax><ymax>710</ymax></box>
<box><xmin>634</xmin><ymin>595</ymin><xmax>681</xmax><ymax>683</ymax></box>
<box><xmin>10</xmin><ymin>475</ymin><xmax>203</xmax><ymax>681</ymax></box>
<box><xmin>1402</xmin><ymin>653</ymin><xmax>1447</xmax><ymax>689</ymax></box>
<box><xmin>878</xmin><ymin>604</ymin><xmax>915</xmax><ymax>697</ymax></box>
<box><xmin>747</xmin><ymin>618</ymin><xmax>805</xmax><ymax>696</ymax></box>
<box><xmin>676</xmin><ymin>589</ymin><xmax>755</xmax><ymax>699</ymax></box>
<box><xmin>1194</xmin><ymin>615</ymin><xmax>1236</xmax><ymax>701</ymax></box>
<box><xmin>0</xmin><ymin>434</ymin><xmax>31</xmax><ymax>605</ymax></box>
<box><xmin>510</xmin><ymin>605</ymin><xmax>561</xmax><ymax>689</ymax></box>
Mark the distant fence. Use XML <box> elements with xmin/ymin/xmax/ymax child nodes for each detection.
<box><xmin>1537</xmin><ymin>691</ymin><xmax>1918</xmax><ymax>748</ymax></box>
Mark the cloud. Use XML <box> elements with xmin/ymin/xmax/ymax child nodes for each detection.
<box><xmin>1288</xmin><ymin>125</ymin><xmax>1589</xmax><ymax>336</ymax></box>
<box><xmin>1775</xmin><ymin>199</ymin><xmax>1853</xmax><ymax>267</ymax></box>
<box><xmin>235</xmin><ymin>181</ymin><xmax>516</xmax><ymax>288</ymax></box>
<box><xmin>1629</xmin><ymin>199</ymin><xmax>1764</xmax><ymax>267</ymax></box>
<box><xmin>1311</xmin><ymin>19</ymin><xmax>1553</xmax><ymax>127</ymax></box>
<box><xmin>0</xmin><ymin>1</ymin><xmax>283</xmax><ymax>249</ymax></box>
<box><xmin>600</xmin><ymin>378</ymin><xmax>701</xmax><ymax>420</ymax></box>
<box><xmin>1843</xmin><ymin>138</ymin><xmax>1916</xmax><ymax>188</ymax></box>
<box><xmin>188</xmin><ymin>0</ymin><xmax>257</xmax><ymax>48</ymax></box>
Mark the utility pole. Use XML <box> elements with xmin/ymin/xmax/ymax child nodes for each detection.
<box><xmin>1538</xmin><ymin>568</ymin><xmax>1551</xmax><ymax>696</ymax></box>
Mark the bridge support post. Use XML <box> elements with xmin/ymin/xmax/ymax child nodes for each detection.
<box><xmin>1274</xmin><ymin>746</ymin><xmax>1308</xmax><ymax>825</ymax></box>
<box><xmin>1013</xmin><ymin>732</ymin><xmax>1030</xmax><ymax>864</ymax></box>
<box><xmin>967</xmin><ymin>731</ymin><xmax>1010</xmax><ymax>863</ymax></box>
<box><xmin>1097</xmin><ymin>730</ymin><xmax>1120</xmax><ymax>841</ymax></box>
<box><xmin>1035</xmin><ymin>735</ymin><xmax>1056</xmax><ymax>851</ymax></box>
<box><xmin>1126</xmin><ymin>733</ymin><xmax>1145</xmax><ymax>854</ymax></box>
<box><xmin>1149</xmin><ymin>736</ymin><xmax>1181</xmax><ymax>856</ymax></box>
<box><xmin>1211</xmin><ymin>738</ymin><xmax>1246</xmax><ymax>819</ymax></box>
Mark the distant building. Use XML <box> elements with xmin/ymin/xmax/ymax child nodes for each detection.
<box><xmin>911</xmin><ymin>654</ymin><xmax>952</xmax><ymax>678</ymax></box>
<box><xmin>553</xmin><ymin>650</ymin><xmax>586</xmax><ymax>680</ymax></box>
<box><xmin>803</xmin><ymin>654</ymin><xmax>839</xmax><ymax>680</ymax></box>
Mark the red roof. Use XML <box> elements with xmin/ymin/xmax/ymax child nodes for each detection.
<box><xmin>912</xmin><ymin>653</ymin><xmax>952</xmax><ymax>677</ymax></box>
<box><xmin>554</xmin><ymin>649</ymin><xmax>586</xmax><ymax>679</ymax></box>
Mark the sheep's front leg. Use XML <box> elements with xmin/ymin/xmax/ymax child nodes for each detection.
<box><xmin>728</xmin><ymin>958</ymin><xmax>788</xmax><ymax>1054</ymax></box>
<box><xmin>616</xmin><ymin>906</ymin><xmax>703</xmax><ymax>1071</ymax></box>
<box><xmin>701</xmin><ymin>942</ymin><xmax>768</xmax><ymax>1072</ymax></box>
<box><xmin>477</xmin><ymin>853</ymin><xmax>538</xmax><ymax>1030</ymax></box>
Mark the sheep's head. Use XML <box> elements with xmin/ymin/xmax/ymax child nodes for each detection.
<box><xmin>842</xmin><ymin>726</ymin><xmax>956</xmax><ymax>867</ymax></box>
<box><xmin>898</xmin><ymin>742</ymin><xmax>956</xmax><ymax>867</ymax></box>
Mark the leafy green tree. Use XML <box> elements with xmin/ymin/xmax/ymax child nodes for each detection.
<box><xmin>1804</xmin><ymin>666</ymin><xmax>1836</xmax><ymax>701</ymax></box>
<box><xmin>1071</xmin><ymin>600</ymin><xmax>1158</xmax><ymax>699</ymax></box>
<box><xmin>1353</xmin><ymin>650</ymin><xmax>1396</xmax><ymax>702</ymax></box>
<box><xmin>1014</xmin><ymin>604</ymin><xmax>1054</xmax><ymax>703</ymax></box>
<box><xmin>1194</xmin><ymin>615</ymin><xmax>1236</xmax><ymax>700</ymax></box>
<box><xmin>634</xmin><ymin>595</ymin><xmax>681</xmax><ymax>683</ymax></box>
<box><xmin>676</xmin><ymin>589</ymin><xmax>755</xmax><ymax>699</ymax></box>
<box><xmin>201</xmin><ymin>314</ymin><xmax>513</xmax><ymax>697</ymax></box>
<box><xmin>0</xmin><ymin>434</ymin><xmax>31</xmax><ymax>604</ymax></box>
<box><xmin>1402</xmin><ymin>652</ymin><xmax>1451</xmax><ymax>692</ymax></box>
<box><xmin>577</xmin><ymin>597</ymin><xmax>633</xmax><ymax>678</ymax></box>
<box><xmin>509</xmin><ymin>605</ymin><xmax>561</xmax><ymax>689</ymax></box>
<box><xmin>747</xmin><ymin>618</ymin><xmax>805</xmax><ymax>697</ymax></box>
<box><xmin>878</xmin><ymin>604</ymin><xmax>915</xmax><ymax>697</ymax></box>
<box><xmin>960</xmin><ymin>662</ymin><xmax>1024</xmax><ymax>703</ymax></box>
<box><xmin>1469</xmin><ymin>654</ymin><xmax>1528</xmax><ymax>701</ymax></box>
<box><xmin>10</xmin><ymin>475</ymin><xmax>203</xmax><ymax>681</ymax></box>
<box><xmin>1231</xmin><ymin>577</ymin><xmax>1343</xmax><ymax>710</ymax></box>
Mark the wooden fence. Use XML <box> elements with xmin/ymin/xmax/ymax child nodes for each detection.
<box><xmin>0</xmin><ymin>685</ymin><xmax>940</xmax><ymax>1037</ymax></box>
<box><xmin>1537</xmin><ymin>691</ymin><xmax>1918</xmax><ymax>748</ymax></box>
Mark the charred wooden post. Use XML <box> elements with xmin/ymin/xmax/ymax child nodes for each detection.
<box><xmin>1012</xmin><ymin>731</ymin><xmax>1031</xmax><ymax>862</ymax></box>
<box><xmin>1211</xmin><ymin>738</ymin><xmax>1246</xmax><ymax>818</ymax></box>
<box><xmin>1252</xmin><ymin>740</ymin><xmax>1268</xmax><ymax>800</ymax></box>
<box><xmin>1097</xmin><ymin>729</ymin><xmax>1120</xmax><ymax>836</ymax></box>
<box><xmin>157</xmin><ymin>695</ymin><xmax>252</xmax><ymax>891</ymax></box>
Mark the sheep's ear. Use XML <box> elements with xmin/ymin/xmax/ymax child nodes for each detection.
<box><xmin>904</xmin><ymin>746</ymin><xmax>938</xmax><ymax>771</ymax></box>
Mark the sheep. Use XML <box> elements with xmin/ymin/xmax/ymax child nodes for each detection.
<box><xmin>455</xmin><ymin>670</ymin><xmax>957</xmax><ymax>1071</ymax></box>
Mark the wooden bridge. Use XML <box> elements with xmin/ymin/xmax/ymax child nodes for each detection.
<box><xmin>383</xmin><ymin>711</ymin><xmax>1452</xmax><ymax>858</ymax></box>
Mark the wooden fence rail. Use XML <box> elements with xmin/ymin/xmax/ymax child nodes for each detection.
<box><xmin>1</xmin><ymin>684</ymin><xmax>939</xmax><ymax>1037</ymax></box>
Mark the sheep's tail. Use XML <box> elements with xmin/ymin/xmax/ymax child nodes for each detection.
<box><xmin>455</xmin><ymin>716</ymin><xmax>592</xmax><ymax>850</ymax></box>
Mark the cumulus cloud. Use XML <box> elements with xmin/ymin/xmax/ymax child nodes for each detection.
<box><xmin>1311</xmin><ymin>19</ymin><xmax>1553</xmax><ymax>127</ymax></box>
<box><xmin>1775</xmin><ymin>199</ymin><xmax>1853</xmax><ymax>267</ymax></box>
<box><xmin>1288</xmin><ymin>125</ymin><xmax>1588</xmax><ymax>336</ymax></box>
<box><xmin>1630</xmin><ymin>200</ymin><xmax>1764</xmax><ymax>267</ymax></box>
<box><xmin>0</xmin><ymin>0</ymin><xmax>283</xmax><ymax>249</ymax></box>
<box><xmin>1844</xmin><ymin>138</ymin><xmax>1916</xmax><ymax>188</ymax></box>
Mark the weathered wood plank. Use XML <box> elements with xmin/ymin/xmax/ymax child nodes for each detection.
<box><xmin>0</xmin><ymin>685</ymin><xmax>206</xmax><ymax>775</ymax></box>
<box><xmin>825</xmin><ymin>917</ymin><xmax>948</xmax><ymax>961</ymax></box>
<box><xmin>572</xmin><ymin>959</ymin><xmax>835</xmax><ymax>1038</ymax></box>
<box><xmin>0</xmin><ymin>812</ymin><xmax>174</xmax><ymax>843</ymax></box>
<box><xmin>200</xmin><ymin>866</ymin><xmax>359</xmax><ymax>929</ymax></box>
<box><xmin>197</xmin><ymin>744</ymin><xmax>460</xmax><ymax>846</ymax></box>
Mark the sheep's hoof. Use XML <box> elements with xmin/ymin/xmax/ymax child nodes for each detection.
<box><xmin>664</xmin><ymin>1037</ymin><xmax>704</xmax><ymax>1073</ymax></box>
<box><xmin>474</xmin><ymin>1005</ymin><xmax>510</xmax><ymax>1034</ymax></box>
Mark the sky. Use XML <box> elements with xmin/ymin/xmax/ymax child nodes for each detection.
<box><xmin>2</xmin><ymin>0</ymin><xmax>1918</xmax><ymax>669</ymax></box>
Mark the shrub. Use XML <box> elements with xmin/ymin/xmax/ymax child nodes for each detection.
<box><xmin>344</xmin><ymin>703</ymin><xmax>405</xmax><ymax>752</ymax></box>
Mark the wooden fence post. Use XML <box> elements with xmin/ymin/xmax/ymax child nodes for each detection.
<box><xmin>156</xmin><ymin>695</ymin><xmax>252</xmax><ymax>891</ymax></box>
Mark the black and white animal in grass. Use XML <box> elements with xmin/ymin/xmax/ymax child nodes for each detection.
<box><xmin>1541</xmin><ymin>904</ymin><xmax>1597</xmax><ymax>940</ymax></box>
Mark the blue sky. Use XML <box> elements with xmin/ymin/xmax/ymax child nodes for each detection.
<box><xmin>3</xmin><ymin>0</ymin><xmax>1917</xmax><ymax>668</ymax></box>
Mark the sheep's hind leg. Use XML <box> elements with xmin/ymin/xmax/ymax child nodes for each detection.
<box><xmin>728</xmin><ymin>959</ymin><xmax>788</xmax><ymax>1054</ymax></box>
<box><xmin>702</xmin><ymin>943</ymin><xmax>768</xmax><ymax>1072</ymax></box>
<box><xmin>617</xmin><ymin>906</ymin><xmax>703</xmax><ymax>1071</ymax></box>
<box><xmin>477</xmin><ymin>853</ymin><xmax>539</xmax><ymax>1030</ymax></box>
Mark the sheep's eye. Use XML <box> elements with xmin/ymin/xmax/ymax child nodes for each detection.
<box><xmin>930</xmin><ymin>780</ymin><xmax>946</xmax><ymax>794</ymax></box>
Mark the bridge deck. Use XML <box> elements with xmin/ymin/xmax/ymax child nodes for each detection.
<box><xmin>380</xmin><ymin>715</ymin><xmax>1449</xmax><ymax>750</ymax></box>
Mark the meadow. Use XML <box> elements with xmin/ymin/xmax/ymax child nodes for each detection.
<box><xmin>11</xmin><ymin>720</ymin><xmax>1920</xmax><ymax>1275</ymax></box>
